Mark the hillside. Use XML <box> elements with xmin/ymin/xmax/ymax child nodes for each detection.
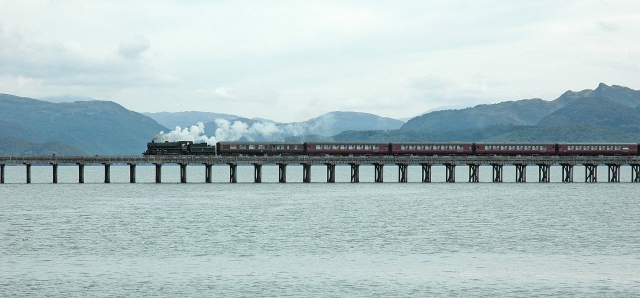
<box><xmin>0</xmin><ymin>136</ymin><xmax>87</xmax><ymax>155</ymax></box>
<box><xmin>0</xmin><ymin>94</ymin><xmax>168</xmax><ymax>155</ymax></box>
<box><xmin>401</xmin><ymin>83</ymin><xmax>640</xmax><ymax>132</ymax></box>
<box><xmin>538</xmin><ymin>97</ymin><xmax>640</xmax><ymax>133</ymax></box>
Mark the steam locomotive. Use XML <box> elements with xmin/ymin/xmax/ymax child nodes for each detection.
<box><xmin>144</xmin><ymin>141</ymin><xmax>640</xmax><ymax>156</ymax></box>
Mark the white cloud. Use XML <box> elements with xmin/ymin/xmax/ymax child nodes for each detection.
<box><xmin>117</xmin><ymin>34</ymin><xmax>150</xmax><ymax>59</ymax></box>
<box><xmin>0</xmin><ymin>1</ymin><xmax>639</xmax><ymax>121</ymax></box>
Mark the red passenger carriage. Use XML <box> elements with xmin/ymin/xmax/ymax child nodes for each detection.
<box><xmin>474</xmin><ymin>143</ymin><xmax>556</xmax><ymax>155</ymax></box>
<box><xmin>556</xmin><ymin>143</ymin><xmax>639</xmax><ymax>155</ymax></box>
<box><xmin>305</xmin><ymin>142</ymin><xmax>390</xmax><ymax>155</ymax></box>
<box><xmin>390</xmin><ymin>143</ymin><xmax>473</xmax><ymax>155</ymax></box>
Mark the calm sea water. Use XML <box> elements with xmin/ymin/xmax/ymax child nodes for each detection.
<box><xmin>1</xmin><ymin>165</ymin><xmax>639</xmax><ymax>297</ymax></box>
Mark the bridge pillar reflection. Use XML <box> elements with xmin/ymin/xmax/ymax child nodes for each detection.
<box><xmin>154</xmin><ymin>163</ymin><xmax>162</xmax><ymax>183</ymax></box>
<box><xmin>103</xmin><ymin>163</ymin><xmax>111</xmax><ymax>183</ymax></box>
<box><xmin>228</xmin><ymin>163</ymin><xmax>237</xmax><ymax>183</ymax></box>
<box><xmin>492</xmin><ymin>164</ymin><xmax>503</xmax><ymax>183</ymax></box>
<box><xmin>349</xmin><ymin>163</ymin><xmax>360</xmax><ymax>183</ymax></box>
<box><xmin>326</xmin><ymin>164</ymin><xmax>335</xmax><ymax>183</ymax></box>
<box><xmin>51</xmin><ymin>163</ymin><xmax>58</xmax><ymax>184</ymax></box>
<box><xmin>25</xmin><ymin>163</ymin><xmax>31</xmax><ymax>184</ymax></box>
<box><xmin>278</xmin><ymin>163</ymin><xmax>287</xmax><ymax>183</ymax></box>
<box><xmin>607</xmin><ymin>164</ymin><xmax>620</xmax><ymax>183</ymax></box>
<box><xmin>373</xmin><ymin>163</ymin><xmax>384</xmax><ymax>183</ymax></box>
<box><xmin>468</xmin><ymin>164</ymin><xmax>479</xmax><ymax>183</ymax></box>
<box><xmin>204</xmin><ymin>163</ymin><xmax>212</xmax><ymax>183</ymax></box>
<box><xmin>420</xmin><ymin>164</ymin><xmax>431</xmax><ymax>183</ymax></box>
<box><xmin>561</xmin><ymin>164</ymin><xmax>573</xmax><ymax>183</ymax></box>
<box><xmin>515</xmin><ymin>164</ymin><xmax>527</xmax><ymax>182</ymax></box>
<box><xmin>537</xmin><ymin>164</ymin><xmax>550</xmax><ymax>183</ymax></box>
<box><xmin>445</xmin><ymin>164</ymin><xmax>455</xmax><ymax>183</ymax></box>
<box><xmin>398</xmin><ymin>164</ymin><xmax>408</xmax><ymax>183</ymax></box>
<box><xmin>585</xmin><ymin>164</ymin><xmax>597</xmax><ymax>183</ymax></box>
<box><xmin>77</xmin><ymin>163</ymin><xmax>85</xmax><ymax>183</ymax></box>
<box><xmin>179</xmin><ymin>163</ymin><xmax>188</xmax><ymax>183</ymax></box>
<box><xmin>0</xmin><ymin>164</ymin><xmax>4</xmax><ymax>184</ymax></box>
<box><xmin>301</xmin><ymin>164</ymin><xmax>310</xmax><ymax>183</ymax></box>
<box><xmin>254</xmin><ymin>164</ymin><xmax>263</xmax><ymax>183</ymax></box>
<box><xmin>632</xmin><ymin>165</ymin><xmax>640</xmax><ymax>183</ymax></box>
<box><xmin>128</xmin><ymin>163</ymin><xmax>136</xmax><ymax>183</ymax></box>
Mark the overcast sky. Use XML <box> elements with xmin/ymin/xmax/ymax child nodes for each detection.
<box><xmin>1</xmin><ymin>1</ymin><xmax>639</xmax><ymax>122</ymax></box>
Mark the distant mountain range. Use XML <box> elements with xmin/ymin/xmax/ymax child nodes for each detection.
<box><xmin>327</xmin><ymin>83</ymin><xmax>640</xmax><ymax>143</ymax></box>
<box><xmin>0</xmin><ymin>94</ymin><xmax>168</xmax><ymax>155</ymax></box>
<box><xmin>1</xmin><ymin>83</ymin><xmax>639</xmax><ymax>155</ymax></box>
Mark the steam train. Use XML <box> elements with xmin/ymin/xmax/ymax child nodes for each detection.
<box><xmin>144</xmin><ymin>141</ymin><xmax>640</xmax><ymax>156</ymax></box>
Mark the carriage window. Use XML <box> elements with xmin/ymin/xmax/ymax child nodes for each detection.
<box><xmin>230</xmin><ymin>145</ymin><xmax>237</xmax><ymax>149</ymax></box>
<box><xmin>316</xmin><ymin>145</ymin><xmax>322</xmax><ymax>149</ymax></box>
<box><xmin>348</xmin><ymin>145</ymin><xmax>354</xmax><ymax>150</ymax></box>
<box><xmin>249</xmin><ymin>145</ymin><xmax>255</xmax><ymax>149</ymax></box>
<box><xmin>239</xmin><ymin>145</ymin><xmax>246</xmax><ymax>149</ymax></box>
<box><xmin>324</xmin><ymin>145</ymin><xmax>330</xmax><ymax>149</ymax></box>
<box><xmin>417</xmin><ymin>145</ymin><xmax>423</xmax><ymax>150</ymax></box>
<box><xmin>401</xmin><ymin>145</ymin><xmax>407</xmax><ymax>150</ymax></box>
<box><xmin>356</xmin><ymin>145</ymin><xmax>363</xmax><ymax>150</ymax></box>
<box><xmin>332</xmin><ymin>145</ymin><xmax>338</xmax><ymax>149</ymax></box>
<box><xmin>340</xmin><ymin>145</ymin><xmax>346</xmax><ymax>150</ymax></box>
<box><xmin>409</xmin><ymin>145</ymin><xmax>415</xmax><ymax>150</ymax></box>
<box><xmin>373</xmin><ymin>145</ymin><xmax>379</xmax><ymax>150</ymax></box>
<box><xmin>364</xmin><ymin>145</ymin><xmax>371</xmax><ymax>150</ymax></box>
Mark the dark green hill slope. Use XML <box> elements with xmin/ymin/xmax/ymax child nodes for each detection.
<box><xmin>537</xmin><ymin>97</ymin><xmax>640</xmax><ymax>133</ymax></box>
<box><xmin>0</xmin><ymin>94</ymin><xmax>168</xmax><ymax>155</ymax></box>
<box><xmin>401</xmin><ymin>83</ymin><xmax>640</xmax><ymax>133</ymax></box>
<box><xmin>0</xmin><ymin>136</ymin><xmax>87</xmax><ymax>155</ymax></box>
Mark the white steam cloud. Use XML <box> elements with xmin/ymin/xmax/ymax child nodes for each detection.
<box><xmin>151</xmin><ymin>119</ymin><xmax>312</xmax><ymax>144</ymax></box>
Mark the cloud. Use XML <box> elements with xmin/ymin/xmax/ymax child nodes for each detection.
<box><xmin>117</xmin><ymin>34</ymin><xmax>150</xmax><ymax>59</ymax></box>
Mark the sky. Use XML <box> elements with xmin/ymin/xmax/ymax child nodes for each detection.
<box><xmin>1</xmin><ymin>0</ymin><xmax>639</xmax><ymax>122</ymax></box>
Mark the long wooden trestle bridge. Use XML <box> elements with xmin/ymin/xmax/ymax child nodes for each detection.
<box><xmin>1</xmin><ymin>155</ymin><xmax>640</xmax><ymax>183</ymax></box>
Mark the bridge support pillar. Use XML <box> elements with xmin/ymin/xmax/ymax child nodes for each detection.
<box><xmin>204</xmin><ymin>163</ymin><xmax>212</xmax><ymax>183</ymax></box>
<box><xmin>421</xmin><ymin>164</ymin><xmax>431</xmax><ymax>183</ymax></box>
<box><xmin>632</xmin><ymin>165</ymin><xmax>640</xmax><ymax>183</ymax></box>
<box><xmin>561</xmin><ymin>164</ymin><xmax>573</xmax><ymax>183</ymax></box>
<box><xmin>128</xmin><ymin>163</ymin><xmax>136</xmax><ymax>183</ymax></box>
<box><xmin>515</xmin><ymin>164</ymin><xmax>527</xmax><ymax>183</ymax></box>
<box><xmin>537</xmin><ymin>164</ymin><xmax>550</xmax><ymax>183</ymax></box>
<box><xmin>180</xmin><ymin>163</ymin><xmax>188</xmax><ymax>183</ymax></box>
<box><xmin>492</xmin><ymin>164</ymin><xmax>503</xmax><ymax>182</ymax></box>
<box><xmin>254</xmin><ymin>164</ymin><xmax>262</xmax><ymax>183</ymax></box>
<box><xmin>374</xmin><ymin>163</ymin><xmax>384</xmax><ymax>183</ymax></box>
<box><xmin>326</xmin><ymin>164</ymin><xmax>335</xmax><ymax>183</ymax></box>
<box><xmin>468</xmin><ymin>164</ymin><xmax>479</xmax><ymax>183</ymax></box>
<box><xmin>51</xmin><ymin>163</ymin><xmax>58</xmax><ymax>184</ymax></box>
<box><xmin>154</xmin><ymin>163</ymin><xmax>162</xmax><ymax>183</ymax></box>
<box><xmin>607</xmin><ymin>164</ymin><xmax>620</xmax><ymax>183</ymax></box>
<box><xmin>103</xmin><ymin>163</ymin><xmax>111</xmax><ymax>183</ymax></box>
<box><xmin>349</xmin><ymin>163</ymin><xmax>360</xmax><ymax>183</ymax></box>
<box><xmin>278</xmin><ymin>163</ymin><xmax>287</xmax><ymax>183</ymax></box>
<box><xmin>301</xmin><ymin>164</ymin><xmax>311</xmax><ymax>183</ymax></box>
<box><xmin>52</xmin><ymin>163</ymin><xmax>59</xmax><ymax>183</ymax></box>
<box><xmin>229</xmin><ymin>163</ymin><xmax>237</xmax><ymax>183</ymax></box>
<box><xmin>77</xmin><ymin>163</ymin><xmax>85</xmax><ymax>183</ymax></box>
<box><xmin>25</xmin><ymin>163</ymin><xmax>31</xmax><ymax>184</ymax></box>
<box><xmin>0</xmin><ymin>164</ymin><xmax>4</xmax><ymax>184</ymax></box>
<box><xmin>585</xmin><ymin>164</ymin><xmax>597</xmax><ymax>183</ymax></box>
<box><xmin>398</xmin><ymin>164</ymin><xmax>408</xmax><ymax>183</ymax></box>
<box><xmin>445</xmin><ymin>164</ymin><xmax>456</xmax><ymax>183</ymax></box>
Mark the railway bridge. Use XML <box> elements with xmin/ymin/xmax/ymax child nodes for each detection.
<box><xmin>1</xmin><ymin>155</ymin><xmax>640</xmax><ymax>183</ymax></box>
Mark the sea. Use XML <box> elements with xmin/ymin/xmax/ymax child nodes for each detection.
<box><xmin>1</xmin><ymin>164</ymin><xmax>639</xmax><ymax>297</ymax></box>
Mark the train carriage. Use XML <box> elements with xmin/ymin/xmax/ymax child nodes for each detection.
<box><xmin>216</xmin><ymin>141</ymin><xmax>304</xmax><ymax>155</ymax></box>
<box><xmin>390</xmin><ymin>143</ymin><xmax>473</xmax><ymax>155</ymax></box>
<box><xmin>305</xmin><ymin>142</ymin><xmax>390</xmax><ymax>155</ymax></box>
<box><xmin>557</xmin><ymin>143</ymin><xmax>639</xmax><ymax>156</ymax></box>
<box><xmin>474</xmin><ymin>143</ymin><xmax>556</xmax><ymax>155</ymax></box>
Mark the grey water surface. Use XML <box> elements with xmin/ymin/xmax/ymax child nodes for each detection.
<box><xmin>1</xmin><ymin>165</ymin><xmax>639</xmax><ymax>297</ymax></box>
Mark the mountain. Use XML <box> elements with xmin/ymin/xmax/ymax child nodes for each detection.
<box><xmin>0</xmin><ymin>94</ymin><xmax>168</xmax><ymax>155</ymax></box>
<box><xmin>401</xmin><ymin>83</ymin><xmax>640</xmax><ymax>132</ymax></box>
<box><xmin>143</xmin><ymin>111</ymin><xmax>242</xmax><ymax>129</ymax></box>
<box><xmin>296</xmin><ymin>111</ymin><xmax>404</xmax><ymax>136</ymax></box>
<box><xmin>401</xmin><ymin>98</ymin><xmax>563</xmax><ymax>131</ymax></box>
<box><xmin>538</xmin><ymin>96</ymin><xmax>640</xmax><ymax>133</ymax></box>
<box><xmin>0</xmin><ymin>136</ymin><xmax>86</xmax><ymax>155</ymax></box>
